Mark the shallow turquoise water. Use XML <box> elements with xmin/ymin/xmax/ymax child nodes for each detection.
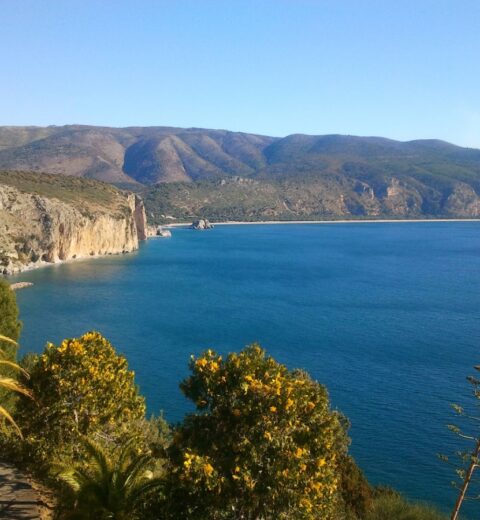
<box><xmin>10</xmin><ymin>223</ymin><xmax>480</xmax><ymax>515</ymax></box>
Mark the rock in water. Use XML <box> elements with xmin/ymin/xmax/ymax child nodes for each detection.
<box><xmin>156</xmin><ymin>226</ymin><xmax>172</xmax><ymax>237</ymax></box>
<box><xmin>190</xmin><ymin>219</ymin><xmax>214</xmax><ymax>230</ymax></box>
<box><xmin>9</xmin><ymin>282</ymin><xmax>33</xmax><ymax>291</ymax></box>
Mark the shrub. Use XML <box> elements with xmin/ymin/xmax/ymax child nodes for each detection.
<box><xmin>0</xmin><ymin>279</ymin><xmax>22</xmax><ymax>348</ymax></box>
<box><xmin>366</xmin><ymin>493</ymin><xmax>448</xmax><ymax>520</ymax></box>
<box><xmin>17</xmin><ymin>331</ymin><xmax>146</xmax><ymax>464</ymax></box>
<box><xmin>163</xmin><ymin>344</ymin><xmax>348</xmax><ymax>520</ymax></box>
<box><xmin>338</xmin><ymin>454</ymin><xmax>373</xmax><ymax>519</ymax></box>
<box><xmin>54</xmin><ymin>437</ymin><xmax>164</xmax><ymax>520</ymax></box>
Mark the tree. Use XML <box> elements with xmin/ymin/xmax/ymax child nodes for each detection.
<box><xmin>441</xmin><ymin>364</ymin><xmax>480</xmax><ymax>520</ymax></box>
<box><xmin>0</xmin><ymin>279</ymin><xmax>23</xmax><ymax>413</ymax></box>
<box><xmin>17</xmin><ymin>331</ymin><xmax>146</xmax><ymax>462</ymax></box>
<box><xmin>0</xmin><ymin>279</ymin><xmax>22</xmax><ymax>357</ymax></box>
<box><xmin>55</xmin><ymin>436</ymin><xmax>164</xmax><ymax>520</ymax></box>
<box><xmin>164</xmin><ymin>344</ymin><xmax>348</xmax><ymax>520</ymax></box>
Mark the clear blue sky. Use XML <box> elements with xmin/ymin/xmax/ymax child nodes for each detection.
<box><xmin>1</xmin><ymin>0</ymin><xmax>479</xmax><ymax>146</ymax></box>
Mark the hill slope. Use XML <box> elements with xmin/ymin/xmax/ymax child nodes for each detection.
<box><xmin>0</xmin><ymin>125</ymin><xmax>479</xmax><ymax>220</ymax></box>
<box><xmin>0</xmin><ymin>125</ymin><xmax>274</xmax><ymax>186</ymax></box>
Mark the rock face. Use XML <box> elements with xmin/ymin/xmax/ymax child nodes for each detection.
<box><xmin>190</xmin><ymin>219</ymin><xmax>214</xmax><ymax>230</ymax></box>
<box><xmin>0</xmin><ymin>179</ymin><xmax>148</xmax><ymax>274</ymax></box>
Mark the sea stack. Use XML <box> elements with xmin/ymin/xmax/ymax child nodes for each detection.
<box><xmin>190</xmin><ymin>219</ymin><xmax>214</xmax><ymax>230</ymax></box>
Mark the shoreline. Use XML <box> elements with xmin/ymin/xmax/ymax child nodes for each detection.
<box><xmin>4</xmin><ymin>217</ymin><xmax>479</xmax><ymax>277</ymax></box>
<box><xmin>164</xmin><ymin>218</ymin><xmax>480</xmax><ymax>228</ymax></box>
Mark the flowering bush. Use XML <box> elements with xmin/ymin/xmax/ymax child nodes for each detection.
<box><xmin>17</xmin><ymin>331</ymin><xmax>145</xmax><ymax>462</ymax></box>
<box><xmin>165</xmin><ymin>344</ymin><xmax>348</xmax><ymax>519</ymax></box>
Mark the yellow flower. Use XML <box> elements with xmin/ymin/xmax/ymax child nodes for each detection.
<box><xmin>264</xmin><ymin>431</ymin><xmax>273</xmax><ymax>441</ymax></box>
<box><xmin>306</xmin><ymin>401</ymin><xmax>315</xmax><ymax>411</ymax></box>
<box><xmin>203</xmin><ymin>463</ymin><xmax>214</xmax><ymax>477</ymax></box>
<box><xmin>269</xmin><ymin>405</ymin><xmax>277</xmax><ymax>413</ymax></box>
<box><xmin>286</xmin><ymin>398</ymin><xmax>294</xmax><ymax>409</ymax></box>
<box><xmin>300</xmin><ymin>497</ymin><xmax>313</xmax><ymax>511</ymax></box>
<box><xmin>294</xmin><ymin>447</ymin><xmax>304</xmax><ymax>458</ymax></box>
<box><xmin>195</xmin><ymin>358</ymin><xmax>208</xmax><ymax>369</ymax></box>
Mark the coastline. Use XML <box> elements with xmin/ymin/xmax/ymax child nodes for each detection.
<box><xmin>4</xmin><ymin>217</ymin><xmax>479</xmax><ymax>277</ymax></box>
<box><xmin>164</xmin><ymin>218</ymin><xmax>480</xmax><ymax>228</ymax></box>
<box><xmin>3</xmin><ymin>248</ymin><xmax>140</xmax><ymax>278</ymax></box>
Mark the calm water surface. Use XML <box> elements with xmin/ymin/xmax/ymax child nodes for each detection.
<box><xmin>10</xmin><ymin>223</ymin><xmax>480</xmax><ymax>515</ymax></box>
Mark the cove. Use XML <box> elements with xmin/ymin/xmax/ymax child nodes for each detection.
<box><xmin>10</xmin><ymin>222</ymin><xmax>480</xmax><ymax>516</ymax></box>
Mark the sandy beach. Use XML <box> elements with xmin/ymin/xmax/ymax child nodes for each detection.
<box><xmin>164</xmin><ymin>218</ymin><xmax>480</xmax><ymax>228</ymax></box>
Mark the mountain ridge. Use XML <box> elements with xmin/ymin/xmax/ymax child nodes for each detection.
<box><xmin>0</xmin><ymin>125</ymin><xmax>479</xmax><ymax>221</ymax></box>
<box><xmin>0</xmin><ymin>125</ymin><xmax>478</xmax><ymax>186</ymax></box>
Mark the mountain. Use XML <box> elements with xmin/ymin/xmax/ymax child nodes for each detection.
<box><xmin>0</xmin><ymin>171</ymin><xmax>148</xmax><ymax>274</ymax></box>
<box><xmin>0</xmin><ymin>125</ymin><xmax>479</xmax><ymax>220</ymax></box>
<box><xmin>0</xmin><ymin>125</ymin><xmax>274</xmax><ymax>186</ymax></box>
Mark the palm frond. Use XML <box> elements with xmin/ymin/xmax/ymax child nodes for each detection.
<box><xmin>0</xmin><ymin>360</ymin><xmax>30</xmax><ymax>378</ymax></box>
<box><xmin>0</xmin><ymin>335</ymin><xmax>18</xmax><ymax>347</ymax></box>
<box><xmin>0</xmin><ymin>404</ymin><xmax>22</xmax><ymax>437</ymax></box>
<box><xmin>127</xmin><ymin>476</ymin><xmax>164</xmax><ymax>505</ymax></box>
<box><xmin>55</xmin><ymin>469</ymin><xmax>83</xmax><ymax>493</ymax></box>
<box><xmin>123</xmin><ymin>454</ymin><xmax>154</xmax><ymax>491</ymax></box>
<box><xmin>117</xmin><ymin>436</ymin><xmax>137</xmax><ymax>470</ymax></box>
<box><xmin>0</xmin><ymin>377</ymin><xmax>33</xmax><ymax>399</ymax></box>
<box><xmin>83</xmin><ymin>438</ymin><xmax>111</xmax><ymax>478</ymax></box>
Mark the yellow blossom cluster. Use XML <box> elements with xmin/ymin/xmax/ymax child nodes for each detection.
<box><xmin>20</xmin><ymin>331</ymin><xmax>146</xmax><ymax>455</ymax></box>
<box><xmin>173</xmin><ymin>343</ymin><xmax>346</xmax><ymax>519</ymax></box>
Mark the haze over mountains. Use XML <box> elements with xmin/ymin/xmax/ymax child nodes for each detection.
<box><xmin>1</xmin><ymin>124</ymin><xmax>480</xmax><ymax>220</ymax></box>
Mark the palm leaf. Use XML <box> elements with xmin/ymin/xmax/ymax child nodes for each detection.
<box><xmin>127</xmin><ymin>476</ymin><xmax>164</xmax><ymax>505</ymax></box>
<box><xmin>0</xmin><ymin>404</ymin><xmax>22</xmax><ymax>437</ymax></box>
<box><xmin>0</xmin><ymin>360</ymin><xmax>30</xmax><ymax>378</ymax></box>
<box><xmin>123</xmin><ymin>454</ymin><xmax>153</xmax><ymax>491</ymax></box>
<box><xmin>0</xmin><ymin>335</ymin><xmax>18</xmax><ymax>347</ymax></box>
<box><xmin>84</xmin><ymin>438</ymin><xmax>111</xmax><ymax>478</ymax></box>
<box><xmin>0</xmin><ymin>377</ymin><xmax>33</xmax><ymax>399</ymax></box>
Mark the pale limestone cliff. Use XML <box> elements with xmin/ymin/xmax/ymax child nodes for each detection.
<box><xmin>0</xmin><ymin>182</ymin><xmax>148</xmax><ymax>274</ymax></box>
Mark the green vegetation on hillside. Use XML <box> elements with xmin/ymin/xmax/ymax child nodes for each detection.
<box><xmin>0</xmin><ymin>170</ymin><xmax>131</xmax><ymax>215</ymax></box>
<box><xmin>1</xmin><ymin>126</ymin><xmax>480</xmax><ymax>220</ymax></box>
<box><xmin>143</xmin><ymin>173</ymin><xmax>480</xmax><ymax>224</ymax></box>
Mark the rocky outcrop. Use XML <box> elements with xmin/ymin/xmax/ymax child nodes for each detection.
<box><xmin>444</xmin><ymin>183</ymin><xmax>480</xmax><ymax>217</ymax></box>
<box><xmin>133</xmin><ymin>194</ymin><xmax>148</xmax><ymax>240</ymax></box>
<box><xmin>0</xmin><ymin>183</ymin><xmax>148</xmax><ymax>275</ymax></box>
<box><xmin>190</xmin><ymin>219</ymin><xmax>214</xmax><ymax>230</ymax></box>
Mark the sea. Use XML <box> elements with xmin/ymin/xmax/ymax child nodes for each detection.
<box><xmin>9</xmin><ymin>222</ymin><xmax>480</xmax><ymax>516</ymax></box>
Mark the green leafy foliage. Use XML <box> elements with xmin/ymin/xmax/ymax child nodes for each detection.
<box><xmin>0</xmin><ymin>170</ymin><xmax>134</xmax><ymax>218</ymax></box>
<box><xmin>0</xmin><ymin>280</ymin><xmax>26</xmax><ymax>430</ymax></box>
<box><xmin>366</xmin><ymin>492</ymin><xmax>447</xmax><ymax>520</ymax></box>
<box><xmin>0</xmin><ymin>278</ymin><xmax>22</xmax><ymax>358</ymax></box>
<box><xmin>163</xmin><ymin>344</ymin><xmax>348</xmax><ymax>519</ymax></box>
<box><xmin>54</xmin><ymin>436</ymin><xmax>164</xmax><ymax>520</ymax></box>
<box><xmin>16</xmin><ymin>332</ymin><xmax>146</xmax><ymax>464</ymax></box>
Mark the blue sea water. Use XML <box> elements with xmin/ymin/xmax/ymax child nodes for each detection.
<box><xmin>9</xmin><ymin>223</ymin><xmax>480</xmax><ymax>516</ymax></box>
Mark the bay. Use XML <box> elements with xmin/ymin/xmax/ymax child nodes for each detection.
<box><xmin>10</xmin><ymin>222</ymin><xmax>480</xmax><ymax>515</ymax></box>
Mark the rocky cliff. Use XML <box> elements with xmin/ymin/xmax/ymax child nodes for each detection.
<box><xmin>144</xmin><ymin>175</ymin><xmax>480</xmax><ymax>224</ymax></box>
<box><xmin>0</xmin><ymin>172</ymin><xmax>148</xmax><ymax>274</ymax></box>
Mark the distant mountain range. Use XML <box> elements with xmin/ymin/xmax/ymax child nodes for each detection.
<box><xmin>0</xmin><ymin>125</ymin><xmax>479</xmax><ymax>220</ymax></box>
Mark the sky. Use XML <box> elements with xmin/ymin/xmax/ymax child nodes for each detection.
<box><xmin>1</xmin><ymin>0</ymin><xmax>479</xmax><ymax>147</ymax></box>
